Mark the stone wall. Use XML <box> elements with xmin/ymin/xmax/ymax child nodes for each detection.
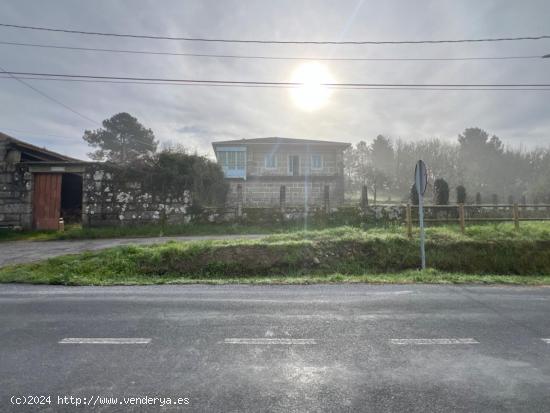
<box><xmin>0</xmin><ymin>143</ymin><xmax>32</xmax><ymax>228</ymax></box>
<box><xmin>82</xmin><ymin>163</ymin><xmax>192</xmax><ymax>227</ymax></box>
<box><xmin>194</xmin><ymin>204</ymin><xmax>406</xmax><ymax>226</ymax></box>
<box><xmin>227</xmin><ymin>176</ymin><xmax>345</xmax><ymax>208</ymax></box>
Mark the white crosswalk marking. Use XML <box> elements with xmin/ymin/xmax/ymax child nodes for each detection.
<box><xmin>59</xmin><ymin>338</ymin><xmax>151</xmax><ymax>344</ymax></box>
<box><xmin>224</xmin><ymin>338</ymin><xmax>316</xmax><ymax>345</ymax></box>
<box><xmin>390</xmin><ymin>338</ymin><xmax>479</xmax><ymax>345</ymax></box>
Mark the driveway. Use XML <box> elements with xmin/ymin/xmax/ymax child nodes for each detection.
<box><xmin>0</xmin><ymin>234</ymin><xmax>266</xmax><ymax>267</ymax></box>
<box><xmin>1</xmin><ymin>284</ymin><xmax>550</xmax><ymax>412</ymax></box>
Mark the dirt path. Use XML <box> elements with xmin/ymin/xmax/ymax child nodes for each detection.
<box><xmin>0</xmin><ymin>234</ymin><xmax>266</xmax><ymax>267</ymax></box>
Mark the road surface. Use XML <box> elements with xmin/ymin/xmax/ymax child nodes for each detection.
<box><xmin>1</xmin><ymin>284</ymin><xmax>550</xmax><ymax>412</ymax></box>
<box><xmin>0</xmin><ymin>234</ymin><xmax>265</xmax><ymax>267</ymax></box>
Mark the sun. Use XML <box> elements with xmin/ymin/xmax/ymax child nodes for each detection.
<box><xmin>289</xmin><ymin>62</ymin><xmax>334</xmax><ymax>111</ymax></box>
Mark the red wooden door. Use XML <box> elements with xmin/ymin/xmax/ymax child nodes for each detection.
<box><xmin>33</xmin><ymin>173</ymin><xmax>62</xmax><ymax>230</ymax></box>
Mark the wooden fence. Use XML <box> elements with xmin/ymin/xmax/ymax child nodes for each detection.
<box><xmin>405</xmin><ymin>204</ymin><xmax>550</xmax><ymax>237</ymax></box>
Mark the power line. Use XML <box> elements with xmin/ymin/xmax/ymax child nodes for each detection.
<box><xmin>1</xmin><ymin>74</ymin><xmax>549</xmax><ymax>91</ymax></box>
<box><xmin>1</xmin><ymin>127</ymin><xmax>79</xmax><ymax>140</ymax></box>
<box><xmin>0</xmin><ymin>65</ymin><xmax>100</xmax><ymax>125</ymax></box>
<box><xmin>1</xmin><ymin>22</ymin><xmax>549</xmax><ymax>45</ymax></box>
<box><xmin>1</xmin><ymin>71</ymin><xmax>550</xmax><ymax>88</ymax></box>
<box><xmin>0</xmin><ymin>40</ymin><xmax>546</xmax><ymax>61</ymax></box>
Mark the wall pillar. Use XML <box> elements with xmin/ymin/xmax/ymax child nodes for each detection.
<box><xmin>280</xmin><ymin>185</ymin><xmax>286</xmax><ymax>213</ymax></box>
<box><xmin>236</xmin><ymin>183</ymin><xmax>243</xmax><ymax>217</ymax></box>
<box><xmin>324</xmin><ymin>185</ymin><xmax>330</xmax><ymax>214</ymax></box>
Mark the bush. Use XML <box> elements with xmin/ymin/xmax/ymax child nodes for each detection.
<box><xmin>456</xmin><ymin>185</ymin><xmax>467</xmax><ymax>204</ymax></box>
<box><xmin>434</xmin><ymin>178</ymin><xmax>450</xmax><ymax>205</ymax></box>
<box><xmin>124</xmin><ymin>150</ymin><xmax>228</xmax><ymax>207</ymax></box>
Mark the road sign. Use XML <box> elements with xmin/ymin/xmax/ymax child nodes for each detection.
<box><xmin>414</xmin><ymin>160</ymin><xmax>428</xmax><ymax>195</ymax></box>
<box><xmin>415</xmin><ymin>160</ymin><xmax>427</xmax><ymax>270</ymax></box>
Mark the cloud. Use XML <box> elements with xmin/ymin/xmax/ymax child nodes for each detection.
<box><xmin>0</xmin><ymin>0</ymin><xmax>548</xmax><ymax>160</ymax></box>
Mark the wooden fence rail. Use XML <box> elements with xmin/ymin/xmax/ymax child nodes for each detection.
<box><xmin>406</xmin><ymin>204</ymin><xmax>550</xmax><ymax>237</ymax></box>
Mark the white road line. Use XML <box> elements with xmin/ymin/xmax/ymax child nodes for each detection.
<box><xmin>541</xmin><ymin>338</ymin><xmax>550</xmax><ymax>344</ymax></box>
<box><xmin>59</xmin><ymin>338</ymin><xmax>151</xmax><ymax>344</ymax></box>
<box><xmin>390</xmin><ymin>338</ymin><xmax>479</xmax><ymax>345</ymax></box>
<box><xmin>224</xmin><ymin>338</ymin><xmax>316</xmax><ymax>345</ymax></box>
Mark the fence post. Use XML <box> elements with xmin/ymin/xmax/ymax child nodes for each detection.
<box><xmin>458</xmin><ymin>203</ymin><xmax>465</xmax><ymax>234</ymax></box>
<box><xmin>361</xmin><ymin>185</ymin><xmax>369</xmax><ymax>209</ymax></box>
<box><xmin>406</xmin><ymin>204</ymin><xmax>412</xmax><ymax>239</ymax></box>
<box><xmin>280</xmin><ymin>185</ymin><xmax>286</xmax><ymax>214</ymax></box>
<box><xmin>236</xmin><ymin>184</ymin><xmax>243</xmax><ymax>218</ymax></box>
<box><xmin>324</xmin><ymin>185</ymin><xmax>330</xmax><ymax>214</ymax></box>
<box><xmin>513</xmin><ymin>203</ymin><xmax>519</xmax><ymax>230</ymax></box>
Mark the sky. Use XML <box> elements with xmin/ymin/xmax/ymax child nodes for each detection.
<box><xmin>0</xmin><ymin>0</ymin><xmax>549</xmax><ymax>160</ymax></box>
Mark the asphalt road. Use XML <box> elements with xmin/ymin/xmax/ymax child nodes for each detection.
<box><xmin>1</xmin><ymin>284</ymin><xmax>550</xmax><ymax>412</ymax></box>
<box><xmin>0</xmin><ymin>234</ymin><xmax>265</xmax><ymax>267</ymax></box>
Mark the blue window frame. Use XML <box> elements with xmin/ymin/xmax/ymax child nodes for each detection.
<box><xmin>216</xmin><ymin>147</ymin><xmax>246</xmax><ymax>178</ymax></box>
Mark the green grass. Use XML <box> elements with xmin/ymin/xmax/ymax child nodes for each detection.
<box><xmin>0</xmin><ymin>222</ymin><xmax>283</xmax><ymax>242</ymax></box>
<box><xmin>2</xmin><ymin>223</ymin><xmax>550</xmax><ymax>285</ymax></box>
<box><xmin>2</xmin><ymin>221</ymin><xmax>550</xmax><ymax>243</ymax></box>
<box><xmin>0</xmin><ymin>267</ymin><xmax>549</xmax><ymax>286</ymax></box>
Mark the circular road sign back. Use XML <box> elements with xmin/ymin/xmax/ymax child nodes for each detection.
<box><xmin>415</xmin><ymin>160</ymin><xmax>428</xmax><ymax>196</ymax></box>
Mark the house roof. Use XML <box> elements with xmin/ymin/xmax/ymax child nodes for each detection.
<box><xmin>212</xmin><ymin>137</ymin><xmax>350</xmax><ymax>148</ymax></box>
<box><xmin>0</xmin><ymin>131</ymin><xmax>84</xmax><ymax>162</ymax></box>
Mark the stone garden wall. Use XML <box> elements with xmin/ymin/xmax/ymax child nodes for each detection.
<box><xmin>82</xmin><ymin>163</ymin><xmax>192</xmax><ymax>227</ymax></box>
<box><xmin>83</xmin><ymin>164</ymin><xmax>407</xmax><ymax>228</ymax></box>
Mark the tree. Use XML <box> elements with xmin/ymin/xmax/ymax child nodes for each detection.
<box><xmin>83</xmin><ymin>112</ymin><xmax>157</xmax><ymax>163</ymax></box>
<box><xmin>475</xmin><ymin>192</ymin><xmax>482</xmax><ymax>205</ymax></box>
<box><xmin>368</xmin><ymin>135</ymin><xmax>394</xmax><ymax>203</ymax></box>
<box><xmin>433</xmin><ymin>178</ymin><xmax>449</xmax><ymax>205</ymax></box>
<box><xmin>151</xmin><ymin>148</ymin><xmax>228</xmax><ymax>207</ymax></box>
<box><xmin>456</xmin><ymin>185</ymin><xmax>467</xmax><ymax>204</ymax></box>
<box><xmin>458</xmin><ymin>127</ymin><xmax>505</xmax><ymax>195</ymax></box>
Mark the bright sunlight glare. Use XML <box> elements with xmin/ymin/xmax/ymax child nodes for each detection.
<box><xmin>289</xmin><ymin>62</ymin><xmax>334</xmax><ymax>111</ymax></box>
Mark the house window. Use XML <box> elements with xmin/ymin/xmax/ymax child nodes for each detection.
<box><xmin>265</xmin><ymin>153</ymin><xmax>277</xmax><ymax>169</ymax></box>
<box><xmin>288</xmin><ymin>155</ymin><xmax>300</xmax><ymax>176</ymax></box>
<box><xmin>216</xmin><ymin>147</ymin><xmax>246</xmax><ymax>178</ymax></box>
<box><xmin>218</xmin><ymin>151</ymin><xmax>245</xmax><ymax>170</ymax></box>
<box><xmin>311</xmin><ymin>154</ymin><xmax>323</xmax><ymax>170</ymax></box>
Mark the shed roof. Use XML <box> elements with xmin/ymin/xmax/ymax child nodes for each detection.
<box><xmin>0</xmin><ymin>131</ymin><xmax>84</xmax><ymax>162</ymax></box>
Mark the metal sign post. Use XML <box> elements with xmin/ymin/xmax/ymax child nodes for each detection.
<box><xmin>415</xmin><ymin>160</ymin><xmax>428</xmax><ymax>270</ymax></box>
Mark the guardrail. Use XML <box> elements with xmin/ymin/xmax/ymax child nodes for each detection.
<box><xmin>405</xmin><ymin>204</ymin><xmax>550</xmax><ymax>237</ymax></box>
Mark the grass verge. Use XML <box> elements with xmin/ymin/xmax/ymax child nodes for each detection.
<box><xmin>0</xmin><ymin>222</ymin><xmax>282</xmax><ymax>242</ymax></box>
<box><xmin>1</xmin><ymin>270</ymin><xmax>550</xmax><ymax>286</ymax></box>
<box><xmin>1</xmin><ymin>224</ymin><xmax>550</xmax><ymax>285</ymax></box>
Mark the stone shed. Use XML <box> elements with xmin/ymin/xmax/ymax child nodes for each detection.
<box><xmin>0</xmin><ymin>132</ymin><xmax>192</xmax><ymax>230</ymax></box>
<box><xmin>0</xmin><ymin>132</ymin><xmax>86</xmax><ymax>230</ymax></box>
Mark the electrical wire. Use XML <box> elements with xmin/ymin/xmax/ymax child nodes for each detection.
<box><xmin>1</xmin><ymin>75</ymin><xmax>549</xmax><ymax>91</ymax></box>
<box><xmin>1</xmin><ymin>71</ymin><xmax>549</xmax><ymax>88</ymax></box>
<box><xmin>1</xmin><ymin>22</ymin><xmax>549</xmax><ymax>44</ymax></box>
<box><xmin>0</xmin><ymin>40</ymin><xmax>545</xmax><ymax>61</ymax></box>
<box><xmin>0</xmin><ymin>65</ymin><xmax>100</xmax><ymax>125</ymax></box>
